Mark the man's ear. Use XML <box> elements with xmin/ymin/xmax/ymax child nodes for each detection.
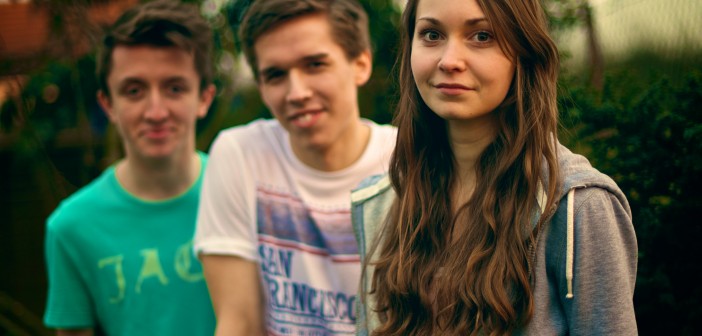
<box><xmin>353</xmin><ymin>49</ymin><xmax>373</xmax><ymax>86</ymax></box>
<box><xmin>97</xmin><ymin>90</ymin><xmax>116</xmax><ymax>122</ymax></box>
<box><xmin>197</xmin><ymin>84</ymin><xmax>216</xmax><ymax>119</ymax></box>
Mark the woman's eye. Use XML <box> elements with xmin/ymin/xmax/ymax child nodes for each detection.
<box><xmin>422</xmin><ymin>30</ymin><xmax>441</xmax><ymax>41</ymax></box>
<box><xmin>473</xmin><ymin>31</ymin><xmax>492</xmax><ymax>43</ymax></box>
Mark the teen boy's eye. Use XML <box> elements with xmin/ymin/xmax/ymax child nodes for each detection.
<box><xmin>122</xmin><ymin>85</ymin><xmax>144</xmax><ymax>99</ymax></box>
<box><xmin>167</xmin><ymin>84</ymin><xmax>187</xmax><ymax>95</ymax></box>
<box><xmin>262</xmin><ymin>70</ymin><xmax>285</xmax><ymax>84</ymax></box>
<box><xmin>307</xmin><ymin>61</ymin><xmax>327</xmax><ymax>71</ymax></box>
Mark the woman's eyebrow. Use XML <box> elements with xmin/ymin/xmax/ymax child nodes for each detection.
<box><xmin>416</xmin><ymin>16</ymin><xmax>487</xmax><ymax>26</ymax></box>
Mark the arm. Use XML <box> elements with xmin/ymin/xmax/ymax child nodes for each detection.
<box><xmin>193</xmin><ymin>131</ymin><xmax>265</xmax><ymax>335</ymax></box>
<box><xmin>57</xmin><ymin>329</ymin><xmax>93</xmax><ymax>336</ymax></box>
<box><xmin>44</xmin><ymin>211</ymin><xmax>96</xmax><ymax>332</ymax></box>
<box><xmin>202</xmin><ymin>255</ymin><xmax>265</xmax><ymax>336</ymax></box>
<box><xmin>565</xmin><ymin>187</ymin><xmax>638</xmax><ymax>335</ymax></box>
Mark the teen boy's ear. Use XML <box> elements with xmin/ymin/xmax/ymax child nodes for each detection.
<box><xmin>196</xmin><ymin>84</ymin><xmax>217</xmax><ymax>119</ymax></box>
<box><xmin>353</xmin><ymin>49</ymin><xmax>373</xmax><ymax>87</ymax></box>
<box><xmin>97</xmin><ymin>90</ymin><xmax>116</xmax><ymax>122</ymax></box>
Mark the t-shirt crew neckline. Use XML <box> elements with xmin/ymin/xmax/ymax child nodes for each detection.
<box><xmin>280</xmin><ymin>119</ymin><xmax>380</xmax><ymax>179</ymax></box>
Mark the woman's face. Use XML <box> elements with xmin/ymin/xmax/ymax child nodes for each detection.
<box><xmin>410</xmin><ymin>0</ymin><xmax>515</xmax><ymax>124</ymax></box>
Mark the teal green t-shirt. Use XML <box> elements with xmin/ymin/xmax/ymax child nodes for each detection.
<box><xmin>44</xmin><ymin>152</ymin><xmax>215</xmax><ymax>335</ymax></box>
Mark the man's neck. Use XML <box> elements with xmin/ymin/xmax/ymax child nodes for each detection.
<box><xmin>115</xmin><ymin>152</ymin><xmax>201</xmax><ymax>200</ymax></box>
<box><xmin>292</xmin><ymin>121</ymin><xmax>371</xmax><ymax>172</ymax></box>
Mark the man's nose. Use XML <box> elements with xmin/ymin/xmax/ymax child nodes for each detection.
<box><xmin>285</xmin><ymin>71</ymin><xmax>313</xmax><ymax>105</ymax></box>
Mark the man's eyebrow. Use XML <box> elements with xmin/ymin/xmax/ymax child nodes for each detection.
<box><xmin>116</xmin><ymin>76</ymin><xmax>188</xmax><ymax>87</ymax></box>
<box><xmin>115</xmin><ymin>77</ymin><xmax>145</xmax><ymax>88</ymax></box>
<box><xmin>259</xmin><ymin>53</ymin><xmax>330</xmax><ymax>78</ymax></box>
<box><xmin>301</xmin><ymin>53</ymin><xmax>329</xmax><ymax>62</ymax></box>
<box><xmin>260</xmin><ymin>66</ymin><xmax>284</xmax><ymax>79</ymax></box>
<box><xmin>162</xmin><ymin>76</ymin><xmax>189</xmax><ymax>84</ymax></box>
<box><xmin>416</xmin><ymin>16</ymin><xmax>487</xmax><ymax>26</ymax></box>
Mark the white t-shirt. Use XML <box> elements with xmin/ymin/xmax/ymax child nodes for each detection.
<box><xmin>195</xmin><ymin>118</ymin><xmax>396</xmax><ymax>335</ymax></box>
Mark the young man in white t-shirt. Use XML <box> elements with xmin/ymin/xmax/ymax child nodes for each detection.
<box><xmin>193</xmin><ymin>0</ymin><xmax>396</xmax><ymax>335</ymax></box>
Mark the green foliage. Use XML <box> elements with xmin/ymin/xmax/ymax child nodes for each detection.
<box><xmin>544</xmin><ymin>0</ymin><xmax>586</xmax><ymax>31</ymax></box>
<box><xmin>1</xmin><ymin>56</ymin><xmax>100</xmax><ymax>158</ymax></box>
<box><xmin>359</xmin><ymin>0</ymin><xmax>401</xmax><ymax>123</ymax></box>
<box><xmin>559</xmin><ymin>54</ymin><xmax>702</xmax><ymax>335</ymax></box>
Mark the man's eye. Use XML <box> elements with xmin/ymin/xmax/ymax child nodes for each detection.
<box><xmin>263</xmin><ymin>71</ymin><xmax>284</xmax><ymax>83</ymax></box>
<box><xmin>169</xmin><ymin>85</ymin><xmax>185</xmax><ymax>94</ymax></box>
<box><xmin>125</xmin><ymin>87</ymin><xmax>142</xmax><ymax>97</ymax></box>
<box><xmin>308</xmin><ymin>61</ymin><xmax>326</xmax><ymax>69</ymax></box>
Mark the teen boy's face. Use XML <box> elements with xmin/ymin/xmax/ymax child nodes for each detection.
<box><xmin>254</xmin><ymin>13</ymin><xmax>372</xmax><ymax>155</ymax></box>
<box><xmin>98</xmin><ymin>45</ymin><xmax>215</xmax><ymax>162</ymax></box>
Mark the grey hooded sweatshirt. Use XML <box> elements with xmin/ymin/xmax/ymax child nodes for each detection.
<box><xmin>350</xmin><ymin>143</ymin><xmax>638</xmax><ymax>335</ymax></box>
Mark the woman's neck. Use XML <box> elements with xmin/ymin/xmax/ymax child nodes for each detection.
<box><xmin>447</xmin><ymin>115</ymin><xmax>498</xmax><ymax>207</ymax></box>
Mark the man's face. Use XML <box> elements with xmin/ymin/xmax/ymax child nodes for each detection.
<box><xmin>98</xmin><ymin>45</ymin><xmax>215</xmax><ymax>162</ymax></box>
<box><xmin>254</xmin><ymin>13</ymin><xmax>372</xmax><ymax>156</ymax></box>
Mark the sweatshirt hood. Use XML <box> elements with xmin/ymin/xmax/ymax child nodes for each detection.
<box><xmin>553</xmin><ymin>143</ymin><xmax>630</xmax><ymax>208</ymax></box>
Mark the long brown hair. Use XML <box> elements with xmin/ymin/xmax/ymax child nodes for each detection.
<box><xmin>369</xmin><ymin>0</ymin><xmax>561</xmax><ymax>334</ymax></box>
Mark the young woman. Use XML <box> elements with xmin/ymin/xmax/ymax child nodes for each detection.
<box><xmin>351</xmin><ymin>0</ymin><xmax>638</xmax><ymax>334</ymax></box>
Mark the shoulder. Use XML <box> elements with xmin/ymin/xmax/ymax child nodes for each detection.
<box><xmin>197</xmin><ymin>150</ymin><xmax>208</xmax><ymax>166</ymax></box>
<box><xmin>352</xmin><ymin>174</ymin><xmax>393</xmax><ymax>205</ymax></box>
<box><xmin>545</xmin><ymin>185</ymin><xmax>635</xmax><ymax>263</ymax></box>
<box><xmin>208</xmin><ymin>119</ymin><xmax>284</xmax><ymax>156</ymax></box>
<box><xmin>216</xmin><ymin>118</ymin><xmax>281</xmax><ymax>141</ymax></box>
<box><xmin>541</xmin><ymin>143</ymin><xmax>635</xmax><ymax>259</ymax></box>
<box><xmin>538</xmin><ymin>186</ymin><xmax>638</xmax><ymax>334</ymax></box>
<box><xmin>556</xmin><ymin>144</ymin><xmax>621</xmax><ymax>194</ymax></box>
<box><xmin>365</xmin><ymin>120</ymin><xmax>397</xmax><ymax>134</ymax></box>
<box><xmin>358</xmin><ymin>121</ymin><xmax>396</xmax><ymax>170</ymax></box>
<box><xmin>568</xmin><ymin>186</ymin><xmax>633</xmax><ymax>237</ymax></box>
<box><xmin>555</xmin><ymin>143</ymin><xmax>631</xmax><ymax>215</ymax></box>
<box><xmin>365</xmin><ymin>120</ymin><xmax>397</xmax><ymax>143</ymax></box>
<box><xmin>209</xmin><ymin>119</ymin><xmax>274</xmax><ymax>147</ymax></box>
<box><xmin>47</xmin><ymin>169</ymin><xmax>114</xmax><ymax>234</ymax></box>
<box><xmin>351</xmin><ymin>174</ymin><xmax>395</xmax><ymax>257</ymax></box>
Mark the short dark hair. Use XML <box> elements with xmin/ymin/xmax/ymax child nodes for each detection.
<box><xmin>239</xmin><ymin>0</ymin><xmax>370</xmax><ymax>80</ymax></box>
<box><xmin>96</xmin><ymin>0</ymin><xmax>214</xmax><ymax>96</ymax></box>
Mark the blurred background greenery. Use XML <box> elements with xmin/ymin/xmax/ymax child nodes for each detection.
<box><xmin>1</xmin><ymin>0</ymin><xmax>700</xmax><ymax>335</ymax></box>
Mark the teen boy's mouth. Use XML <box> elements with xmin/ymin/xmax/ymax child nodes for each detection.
<box><xmin>143</xmin><ymin>127</ymin><xmax>172</xmax><ymax>140</ymax></box>
<box><xmin>289</xmin><ymin>110</ymin><xmax>323</xmax><ymax>128</ymax></box>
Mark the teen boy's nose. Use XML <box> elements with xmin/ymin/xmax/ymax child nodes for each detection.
<box><xmin>144</xmin><ymin>90</ymin><xmax>169</xmax><ymax>121</ymax></box>
<box><xmin>285</xmin><ymin>71</ymin><xmax>313</xmax><ymax>105</ymax></box>
<box><xmin>438</xmin><ymin>40</ymin><xmax>467</xmax><ymax>73</ymax></box>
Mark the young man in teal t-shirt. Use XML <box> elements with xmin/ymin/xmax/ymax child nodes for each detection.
<box><xmin>43</xmin><ymin>1</ymin><xmax>216</xmax><ymax>335</ymax></box>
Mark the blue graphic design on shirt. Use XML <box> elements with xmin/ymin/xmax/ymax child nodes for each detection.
<box><xmin>256</xmin><ymin>186</ymin><xmax>358</xmax><ymax>335</ymax></box>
